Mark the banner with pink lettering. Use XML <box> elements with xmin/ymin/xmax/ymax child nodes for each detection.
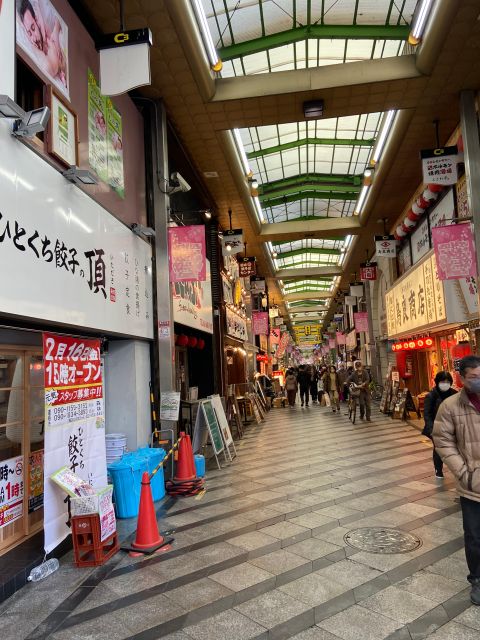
<box><xmin>432</xmin><ymin>223</ymin><xmax>477</xmax><ymax>280</ymax></box>
<box><xmin>168</xmin><ymin>225</ymin><xmax>206</xmax><ymax>282</ymax></box>
<box><xmin>270</xmin><ymin>327</ymin><xmax>280</xmax><ymax>344</ymax></box>
<box><xmin>354</xmin><ymin>312</ymin><xmax>369</xmax><ymax>334</ymax></box>
<box><xmin>252</xmin><ymin>311</ymin><xmax>269</xmax><ymax>335</ymax></box>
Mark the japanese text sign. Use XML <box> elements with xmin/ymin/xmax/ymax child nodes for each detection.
<box><xmin>375</xmin><ymin>235</ymin><xmax>397</xmax><ymax>258</ymax></box>
<box><xmin>432</xmin><ymin>223</ymin><xmax>477</xmax><ymax>280</ymax></box>
<box><xmin>168</xmin><ymin>225</ymin><xmax>206</xmax><ymax>283</ymax></box>
<box><xmin>0</xmin><ymin>455</ymin><xmax>24</xmax><ymax>528</ymax></box>
<box><xmin>421</xmin><ymin>146</ymin><xmax>458</xmax><ymax>186</ymax></box>
<box><xmin>252</xmin><ymin>311</ymin><xmax>269</xmax><ymax>336</ymax></box>
<box><xmin>385</xmin><ymin>253</ymin><xmax>446</xmax><ymax>337</ymax></box>
<box><xmin>354</xmin><ymin>312</ymin><xmax>369</xmax><ymax>334</ymax></box>
<box><xmin>238</xmin><ymin>256</ymin><xmax>256</xmax><ymax>277</ymax></box>
<box><xmin>360</xmin><ymin>262</ymin><xmax>377</xmax><ymax>281</ymax></box>
<box><xmin>222</xmin><ymin>229</ymin><xmax>244</xmax><ymax>256</ymax></box>
<box><xmin>225</xmin><ymin>307</ymin><xmax>247</xmax><ymax>340</ymax></box>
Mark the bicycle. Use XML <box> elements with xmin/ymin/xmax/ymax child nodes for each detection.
<box><xmin>348</xmin><ymin>383</ymin><xmax>361</xmax><ymax>424</ymax></box>
<box><xmin>369</xmin><ymin>381</ymin><xmax>384</xmax><ymax>402</ymax></box>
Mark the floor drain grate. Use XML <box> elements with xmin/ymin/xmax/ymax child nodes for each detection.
<box><xmin>344</xmin><ymin>527</ymin><xmax>422</xmax><ymax>554</ymax></box>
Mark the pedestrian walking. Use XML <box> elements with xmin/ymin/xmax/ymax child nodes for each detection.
<box><xmin>323</xmin><ymin>365</ymin><xmax>341</xmax><ymax>412</ymax></box>
<box><xmin>433</xmin><ymin>355</ymin><xmax>480</xmax><ymax>605</ymax></box>
<box><xmin>337</xmin><ymin>363</ymin><xmax>348</xmax><ymax>402</ymax></box>
<box><xmin>284</xmin><ymin>369</ymin><xmax>298</xmax><ymax>407</ymax></box>
<box><xmin>297</xmin><ymin>364</ymin><xmax>311</xmax><ymax>407</ymax></box>
<box><xmin>347</xmin><ymin>361</ymin><xmax>372</xmax><ymax>421</ymax></box>
<box><xmin>422</xmin><ymin>371</ymin><xmax>457</xmax><ymax>478</ymax></box>
<box><xmin>310</xmin><ymin>366</ymin><xmax>319</xmax><ymax>404</ymax></box>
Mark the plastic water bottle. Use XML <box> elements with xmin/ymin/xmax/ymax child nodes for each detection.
<box><xmin>27</xmin><ymin>558</ymin><xmax>59</xmax><ymax>582</ymax></box>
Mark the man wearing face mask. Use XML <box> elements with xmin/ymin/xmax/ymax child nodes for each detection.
<box><xmin>433</xmin><ymin>355</ymin><xmax>480</xmax><ymax>605</ymax></box>
<box><xmin>422</xmin><ymin>371</ymin><xmax>457</xmax><ymax>478</ymax></box>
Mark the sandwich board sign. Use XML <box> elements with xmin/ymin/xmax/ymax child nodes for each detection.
<box><xmin>192</xmin><ymin>399</ymin><xmax>228</xmax><ymax>469</ymax></box>
<box><xmin>208</xmin><ymin>394</ymin><xmax>236</xmax><ymax>460</ymax></box>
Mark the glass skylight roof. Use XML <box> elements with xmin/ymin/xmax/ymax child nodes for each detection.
<box><xmin>203</xmin><ymin>0</ymin><xmax>416</xmax><ymax>77</ymax></box>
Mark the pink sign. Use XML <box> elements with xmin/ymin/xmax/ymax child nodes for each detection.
<box><xmin>168</xmin><ymin>226</ymin><xmax>206</xmax><ymax>282</ymax></box>
<box><xmin>252</xmin><ymin>311</ymin><xmax>269</xmax><ymax>336</ymax></box>
<box><xmin>277</xmin><ymin>332</ymin><xmax>290</xmax><ymax>358</ymax></box>
<box><xmin>270</xmin><ymin>328</ymin><xmax>280</xmax><ymax>344</ymax></box>
<box><xmin>328</xmin><ymin>338</ymin><xmax>336</xmax><ymax>349</ymax></box>
<box><xmin>432</xmin><ymin>223</ymin><xmax>477</xmax><ymax>280</ymax></box>
<box><xmin>354</xmin><ymin>312</ymin><xmax>369</xmax><ymax>334</ymax></box>
<box><xmin>336</xmin><ymin>332</ymin><xmax>346</xmax><ymax>345</ymax></box>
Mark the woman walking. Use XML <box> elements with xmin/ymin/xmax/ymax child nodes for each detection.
<box><xmin>310</xmin><ymin>366</ymin><xmax>319</xmax><ymax>404</ymax></box>
<box><xmin>284</xmin><ymin>369</ymin><xmax>298</xmax><ymax>407</ymax></box>
<box><xmin>323</xmin><ymin>365</ymin><xmax>341</xmax><ymax>413</ymax></box>
<box><xmin>422</xmin><ymin>371</ymin><xmax>457</xmax><ymax>478</ymax></box>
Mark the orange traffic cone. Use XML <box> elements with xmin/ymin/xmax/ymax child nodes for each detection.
<box><xmin>129</xmin><ymin>472</ymin><xmax>167</xmax><ymax>556</ymax></box>
<box><xmin>174</xmin><ymin>433</ymin><xmax>196</xmax><ymax>481</ymax></box>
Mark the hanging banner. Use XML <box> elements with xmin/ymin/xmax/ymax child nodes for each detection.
<box><xmin>252</xmin><ymin>311</ymin><xmax>269</xmax><ymax>335</ymax></box>
<box><xmin>225</xmin><ymin>307</ymin><xmax>247</xmax><ymax>340</ymax></box>
<box><xmin>346</xmin><ymin>329</ymin><xmax>357</xmax><ymax>351</ymax></box>
<box><xmin>328</xmin><ymin>338</ymin><xmax>336</xmax><ymax>349</ymax></box>
<box><xmin>0</xmin><ymin>455</ymin><xmax>24</xmax><ymax>528</ymax></box>
<box><xmin>222</xmin><ymin>229</ymin><xmax>244</xmax><ymax>256</ymax></box>
<box><xmin>360</xmin><ymin>262</ymin><xmax>377</xmax><ymax>281</ymax></box>
<box><xmin>269</xmin><ymin>307</ymin><xmax>279</xmax><ymax>319</ymax></box>
<box><xmin>375</xmin><ymin>235</ymin><xmax>397</xmax><ymax>258</ymax></box>
<box><xmin>87</xmin><ymin>69</ymin><xmax>108</xmax><ymax>182</ymax></box>
<box><xmin>1</xmin><ymin>0</ymin><xmax>15</xmax><ymax>98</ymax></box>
<box><xmin>456</xmin><ymin>175</ymin><xmax>470</xmax><ymax>220</ymax></box>
<box><xmin>172</xmin><ymin>261</ymin><xmax>213</xmax><ymax>333</ymax></box>
<box><xmin>28</xmin><ymin>450</ymin><xmax>44</xmax><ymax>514</ymax></box>
<box><xmin>336</xmin><ymin>332</ymin><xmax>346</xmax><ymax>345</ymax></box>
<box><xmin>345</xmin><ymin>295</ymin><xmax>356</xmax><ymax>306</ymax></box>
<box><xmin>274</xmin><ymin>316</ymin><xmax>283</xmax><ymax>326</ymax></box>
<box><xmin>421</xmin><ymin>146</ymin><xmax>458</xmax><ymax>186</ymax></box>
<box><xmin>276</xmin><ymin>332</ymin><xmax>291</xmax><ymax>359</ymax></box>
<box><xmin>168</xmin><ymin>226</ymin><xmax>206</xmax><ymax>282</ymax></box>
<box><xmin>432</xmin><ymin>223</ymin><xmax>477</xmax><ymax>280</ymax></box>
<box><xmin>105</xmin><ymin>98</ymin><xmax>125</xmax><ymax>198</ymax></box>
<box><xmin>250</xmin><ymin>278</ymin><xmax>266</xmax><ymax>294</ymax></box>
<box><xmin>270</xmin><ymin>327</ymin><xmax>280</xmax><ymax>344</ymax></box>
<box><xmin>43</xmin><ymin>333</ymin><xmax>107</xmax><ymax>553</ymax></box>
<box><xmin>350</xmin><ymin>283</ymin><xmax>364</xmax><ymax>298</ymax></box>
<box><xmin>238</xmin><ymin>257</ymin><xmax>256</xmax><ymax>277</ymax></box>
<box><xmin>354</xmin><ymin>312</ymin><xmax>369</xmax><ymax>333</ymax></box>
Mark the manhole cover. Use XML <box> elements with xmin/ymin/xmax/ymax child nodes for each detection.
<box><xmin>344</xmin><ymin>527</ymin><xmax>422</xmax><ymax>554</ymax></box>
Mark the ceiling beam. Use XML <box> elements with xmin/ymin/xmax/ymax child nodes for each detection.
<box><xmin>218</xmin><ymin>24</ymin><xmax>410</xmax><ymax>61</ymax></box>
<box><xmin>284</xmin><ymin>292</ymin><xmax>333</xmax><ymax>301</ymax></box>
<box><xmin>287</xmin><ymin>305</ymin><xmax>329</xmax><ymax>313</ymax></box>
<box><xmin>259</xmin><ymin>217</ymin><xmax>361</xmax><ymax>241</ymax></box>
<box><xmin>213</xmin><ymin>55</ymin><xmax>420</xmax><ymax>102</ymax></box>
<box><xmin>260</xmin><ymin>173</ymin><xmax>362</xmax><ymax>196</ymax></box>
<box><xmin>261</xmin><ymin>191</ymin><xmax>358</xmax><ymax>208</ymax></box>
<box><xmin>275</xmin><ymin>266</ymin><xmax>343</xmax><ymax>279</ymax></box>
<box><xmin>276</xmin><ymin>247</ymin><xmax>342</xmax><ymax>257</ymax></box>
<box><xmin>247</xmin><ymin>137</ymin><xmax>375</xmax><ymax>159</ymax></box>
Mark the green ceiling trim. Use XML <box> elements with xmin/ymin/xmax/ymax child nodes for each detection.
<box><xmin>261</xmin><ymin>190</ymin><xmax>359</xmax><ymax>207</ymax></box>
<box><xmin>218</xmin><ymin>24</ymin><xmax>410</xmax><ymax>60</ymax></box>
<box><xmin>247</xmin><ymin>137</ymin><xmax>375</xmax><ymax>159</ymax></box>
<box><xmin>277</xmin><ymin>248</ymin><xmax>342</xmax><ymax>258</ymax></box>
<box><xmin>260</xmin><ymin>173</ymin><xmax>362</xmax><ymax>195</ymax></box>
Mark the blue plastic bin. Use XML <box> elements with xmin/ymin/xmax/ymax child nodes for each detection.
<box><xmin>195</xmin><ymin>454</ymin><xmax>205</xmax><ymax>478</ymax></box>
<box><xmin>107</xmin><ymin>454</ymin><xmax>147</xmax><ymax>518</ymax></box>
<box><xmin>137</xmin><ymin>447</ymin><xmax>166</xmax><ymax>502</ymax></box>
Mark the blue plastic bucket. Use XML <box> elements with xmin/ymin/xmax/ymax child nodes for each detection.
<box><xmin>137</xmin><ymin>447</ymin><xmax>166</xmax><ymax>502</ymax></box>
<box><xmin>107</xmin><ymin>454</ymin><xmax>147</xmax><ymax>519</ymax></box>
<box><xmin>194</xmin><ymin>454</ymin><xmax>205</xmax><ymax>478</ymax></box>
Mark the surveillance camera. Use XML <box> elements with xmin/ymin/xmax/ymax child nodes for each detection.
<box><xmin>169</xmin><ymin>172</ymin><xmax>191</xmax><ymax>194</ymax></box>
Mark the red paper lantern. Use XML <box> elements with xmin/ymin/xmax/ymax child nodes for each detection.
<box><xmin>197</xmin><ymin>339</ymin><xmax>205</xmax><ymax>350</ymax></box>
<box><xmin>412</xmin><ymin>201</ymin><xmax>425</xmax><ymax>215</ymax></box>
<box><xmin>427</xmin><ymin>183</ymin><xmax>444</xmax><ymax>193</ymax></box>
<box><xmin>188</xmin><ymin>336</ymin><xmax>198</xmax><ymax>348</ymax></box>
<box><xmin>177</xmin><ymin>334</ymin><xmax>188</xmax><ymax>347</ymax></box>
<box><xmin>396</xmin><ymin>225</ymin><xmax>407</xmax><ymax>237</ymax></box>
<box><xmin>403</xmin><ymin>217</ymin><xmax>416</xmax><ymax>229</ymax></box>
<box><xmin>417</xmin><ymin>196</ymin><xmax>430</xmax><ymax>210</ymax></box>
<box><xmin>407</xmin><ymin>209</ymin><xmax>421</xmax><ymax>222</ymax></box>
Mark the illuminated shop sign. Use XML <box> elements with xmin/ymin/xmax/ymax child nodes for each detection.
<box><xmin>391</xmin><ymin>338</ymin><xmax>434</xmax><ymax>352</ymax></box>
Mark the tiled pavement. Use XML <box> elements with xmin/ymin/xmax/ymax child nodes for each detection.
<box><xmin>2</xmin><ymin>403</ymin><xmax>480</xmax><ymax>639</ymax></box>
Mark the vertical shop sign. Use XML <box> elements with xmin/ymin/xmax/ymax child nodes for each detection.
<box><xmin>432</xmin><ymin>223</ymin><xmax>477</xmax><ymax>280</ymax></box>
<box><xmin>411</xmin><ymin>218</ymin><xmax>430</xmax><ymax>264</ymax></box>
<box><xmin>88</xmin><ymin>69</ymin><xmax>108</xmax><ymax>182</ymax></box>
<box><xmin>360</xmin><ymin>262</ymin><xmax>377</xmax><ymax>281</ymax></box>
<box><xmin>28</xmin><ymin>450</ymin><xmax>44</xmax><ymax>514</ymax></box>
<box><xmin>238</xmin><ymin>257</ymin><xmax>256</xmax><ymax>277</ymax></box>
<box><xmin>354</xmin><ymin>312</ymin><xmax>369</xmax><ymax>333</ymax></box>
<box><xmin>270</xmin><ymin>327</ymin><xmax>280</xmax><ymax>344</ymax></box>
<box><xmin>0</xmin><ymin>455</ymin><xmax>24</xmax><ymax>528</ymax></box>
<box><xmin>221</xmin><ymin>229</ymin><xmax>244</xmax><ymax>256</ymax></box>
<box><xmin>456</xmin><ymin>175</ymin><xmax>470</xmax><ymax>219</ymax></box>
<box><xmin>421</xmin><ymin>146</ymin><xmax>458</xmax><ymax>186</ymax></box>
<box><xmin>106</xmin><ymin>98</ymin><xmax>125</xmax><ymax>198</ymax></box>
<box><xmin>43</xmin><ymin>333</ymin><xmax>107</xmax><ymax>553</ymax></box>
<box><xmin>252</xmin><ymin>311</ymin><xmax>269</xmax><ymax>335</ymax></box>
<box><xmin>168</xmin><ymin>226</ymin><xmax>206</xmax><ymax>282</ymax></box>
<box><xmin>375</xmin><ymin>235</ymin><xmax>397</xmax><ymax>258</ymax></box>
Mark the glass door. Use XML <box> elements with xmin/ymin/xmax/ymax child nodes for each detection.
<box><xmin>0</xmin><ymin>349</ymin><xmax>44</xmax><ymax>555</ymax></box>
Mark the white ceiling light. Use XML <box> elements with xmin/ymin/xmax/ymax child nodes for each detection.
<box><xmin>371</xmin><ymin>110</ymin><xmax>396</xmax><ymax>165</ymax></box>
<box><xmin>190</xmin><ymin>0</ymin><xmax>223</xmax><ymax>71</ymax></box>
<box><xmin>354</xmin><ymin>185</ymin><xmax>369</xmax><ymax>216</ymax></box>
<box><xmin>233</xmin><ymin>129</ymin><xmax>251</xmax><ymax>176</ymax></box>
<box><xmin>409</xmin><ymin>0</ymin><xmax>434</xmax><ymax>45</ymax></box>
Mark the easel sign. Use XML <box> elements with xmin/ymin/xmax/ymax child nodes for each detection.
<box><xmin>209</xmin><ymin>394</ymin><xmax>237</xmax><ymax>459</ymax></box>
<box><xmin>192</xmin><ymin>400</ymin><xmax>229</xmax><ymax>469</ymax></box>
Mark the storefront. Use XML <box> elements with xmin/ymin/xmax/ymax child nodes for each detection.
<box><xmin>386</xmin><ymin>250</ymin><xmax>474</xmax><ymax>399</ymax></box>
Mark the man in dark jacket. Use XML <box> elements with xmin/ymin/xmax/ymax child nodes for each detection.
<box><xmin>297</xmin><ymin>365</ymin><xmax>310</xmax><ymax>407</ymax></box>
<box><xmin>422</xmin><ymin>371</ymin><xmax>457</xmax><ymax>478</ymax></box>
<box><xmin>347</xmin><ymin>360</ymin><xmax>371</xmax><ymax>421</ymax></box>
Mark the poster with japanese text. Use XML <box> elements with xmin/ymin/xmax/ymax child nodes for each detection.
<box><xmin>98</xmin><ymin>486</ymin><xmax>116</xmax><ymax>542</ymax></box>
<box><xmin>432</xmin><ymin>223</ymin><xmax>477</xmax><ymax>280</ymax></box>
<box><xmin>106</xmin><ymin>98</ymin><xmax>125</xmax><ymax>198</ymax></box>
<box><xmin>0</xmin><ymin>455</ymin><xmax>24</xmax><ymax>528</ymax></box>
<box><xmin>43</xmin><ymin>333</ymin><xmax>107</xmax><ymax>553</ymax></box>
<box><xmin>1</xmin><ymin>0</ymin><xmax>15</xmax><ymax>98</ymax></box>
<box><xmin>252</xmin><ymin>311</ymin><xmax>269</xmax><ymax>336</ymax></box>
<box><xmin>88</xmin><ymin>68</ymin><xmax>108</xmax><ymax>182</ymax></box>
<box><xmin>172</xmin><ymin>261</ymin><xmax>213</xmax><ymax>333</ymax></box>
<box><xmin>354</xmin><ymin>312</ymin><xmax>369</xmax><ymax>334</ymax></box>
<box><xmin>168</xmin><ymin>226</ymin><xmax>206</xmax><ymax>282</ymax></box>
<box><xmin>16</xmin><ymin>0</ymin><xmax>69</xmax><ymax>99</ymax></box>
<box><xmin>28</xmin><ymin>450</ymin><xmax>44</xmax><ymax>514</ymax></box>
<box><xmin>421</xmin><ymin>146</ymin><xmax>458</xmax><ymax>186</ymax></box>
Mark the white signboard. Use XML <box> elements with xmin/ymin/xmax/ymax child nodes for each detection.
<box><xmin>0</xmin><ymin>122</ymin><xmax>153</xmax><ymax>338</ymax></box>
<box><xmin>411</xmin><ymin>219</ymin><xmax>430</xmax><ymax>264</ymax></box>
<box><xmin>225</xmin><ymin>307</ymin><xmax>247</xmax><ymax>340</ymax></box>
<box><xmin>0</xmin><ymin>0</ymin><xmax>15</xmax><ymax>98</ymax></box>
<box><xmin>421</xmin><ymin>147</ymin><xmax>458</xmax><ymax>186</ymax></box>
<box><xmin>172</xmin><ymin>261</ymin><xmax>213</xmax><ymax>334</ymax></box>
<box><xmin>0</xmin><ymin>455</ymin><xmax>24</xmax><ymax>528</ymax></box>
<box><xmin>429</xmin><ymin>189</ymin><xmax>455</xmax><ymax>229</ymax></box>
<box><xmin>159</xmin><ymin>391</ymin><xmax>181</xmax><ymax>421</ymax></box>
<box><xmin>375</xmin><ymin>235</ymin><xmax>397</xmax><ymax>258</ymax></box>
<box><xmin>209</xmin><ymin>394</ymin><xmax>234</xmax><ymax>448</ymax></box>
